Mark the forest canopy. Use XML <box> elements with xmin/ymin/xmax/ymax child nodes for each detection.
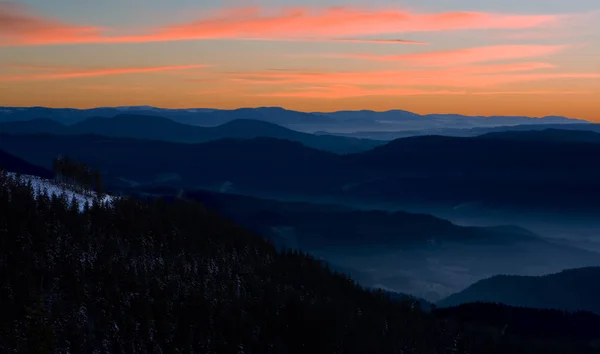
<box><xmin>0</xmin><ymin>170</ymin><xmax>598</xmax><ymax>354</ymax></box>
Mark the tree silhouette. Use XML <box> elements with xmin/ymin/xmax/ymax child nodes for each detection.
<box><xmin>0</xmin><ymin>169</ymin><xmax>598</xmax><ymax>354</ymax></box>
<box><xmin>51</xmin><ymin>156</ymin><xmax>104</xmax><ymax>195</ymax></box>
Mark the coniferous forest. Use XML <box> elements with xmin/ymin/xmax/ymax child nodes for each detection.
<box><xmin>1</xmin><ymin>170</ymin><xmax>599</xmax><ymax>353</ymax></box>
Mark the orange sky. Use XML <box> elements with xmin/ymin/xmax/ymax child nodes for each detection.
<box><xmin>1</xmin><ymin>2</ymin><xmax>599</xmax><ymax>121</ymax></box>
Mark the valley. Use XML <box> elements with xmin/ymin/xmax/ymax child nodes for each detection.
<box><xmin>1</xmin><ymin>106</ymin><xmax>600</xmax><ymax>352</ymax></box>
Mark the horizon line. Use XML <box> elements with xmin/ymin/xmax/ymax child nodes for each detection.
<box><xmin>0</xmin><ymin>104</ymin><xmax>590</xmax><ymax>121</ymax></box>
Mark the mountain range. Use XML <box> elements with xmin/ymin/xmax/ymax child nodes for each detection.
<box><xmin>122</xmin><ymin>185</ymin><xmax>600</xmax><ymax>301</ymax></box>
<box><xmin>0</xmin><ymin>106</ymin><xmax>590</xmax><ymax>133</ymax></box>
<box><xmin>4</xmin><ymin>153</ymin><xmax>599</xmax><ymax>305</ymax></box>
<box><xmin>319</xmin><ymin>123</ymin><xmax>600</xmax><ymax>140</ymax></box>
<box><xmin>3</xmin><ymin>169</ymin><xmax>599</xmax><ymax>353</ymax></box>
<box><xmin>0</xmin><ymin>149</ymin><xmax>54</xmax><ymax>179</ymax></box>
<box><xmin>438</xmin><ymin>267</ymin><xmax>600</xmax><ymax>315</ymax></box>
<box><xmin>433</xmin><ymin>302</ymin><xmax>600</xmax><ymax>347</ymax></box>
<box><xmin>2</xmin><ymin>130</ymin><xmax>600</xmax><ymax>214</ymax></box>
<box><xmin>2</xmin><ymin>104</ymin><xmax>600</xmax><ymax>351</ymax></box>
<box><xmin>0</xmin><ymin>115</ymin><xmax>384</xmax><ymax>154</ymax></box>
<box><xmin>479</xmin><ymin>128</ymin><xmax>600</xmax><ymax>143</ymax></box>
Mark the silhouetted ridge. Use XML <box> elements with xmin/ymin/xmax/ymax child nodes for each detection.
<box><xmin>216</xmin><ymin>118</ymin><xmax>296</xmax><ymax>132</ymax></box>
<box><xmin>0</xmin><ymin>114</ymin><xmax>383</xmax><ymax>154</ymax></box>
<box><xmin>3</xmin><ymin>131</ymin><xmax>600</xmax><ymax>210</ymax></box>
<box><xmin>196</xmin><ymin>136</ymin><xmax>336</xmax><ymax>155</ymax></box>
<box><xmin>1</xmin><ymin>171</ymin><xmax>598</xmax><ymax>353</ymax></box>
<box><xmin>434</xmin><ymin>302</ymin><xmax>600</xmax><ymax>345</ymax></box>
<box><xmin>70</xmin><ymin>114</ymin><xmax>199</xmax><ymax>140</ymax></box>
<box><xmin>75</xmin><ymin>113</ymin><xmax>181</xmax><ymax>126</ymax></box>
<box><xmin>0</xmin><ymin>149</ymin><xmax>53</xmax><ymax>178</ymax></box>
<box><xmin>1</xmin><ymin>106</ymin><xmax>589</xmax><ymax>133</ymax></box>
<box><xmin>0</xmin><ymin>134</ymin><xmax>355</xmax><ymax>198</ymax></box>
<box><xmin>478</xmin><ymin>128</ymin><xmax>600</xmax><ymax>143</ymax></box>
<box><xmin>145</xmin><ymin>187</ymin><xmax>527</xmax><ymax>249</ymax></box>
<box><xmin>438</xmin><ymin>267</ymin><xmax>600</xmax><ymax>314</ymax></box>
<box><xmin>347</xmin><ymin>135</ymin><xmax>478</xmax><ymax>168</ymax></box>
<box><xmin>0</xmin><ymin>118</ymin><xmax>67</xmax><ymax>134</ymax></box>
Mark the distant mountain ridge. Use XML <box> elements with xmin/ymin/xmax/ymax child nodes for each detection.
<box><xmin>123</xmin><ymin>186</ymin><xmax>600</xmax><ymax>301</ymax></box>
<box><xmin>0</xmin><ymin>115</ymin><xmax>384</xmax><ymax>154</ymax></box>
<box><xmin>479</xmin><ymin>128</ymin><xmax>600</xmax><ymax>143</ymax></box>
<box><xmin>3</xmin><ymin>168</ymin><xmax>598</xmax><ymax>353</ymax></box>
<box><xmin>0</xmin><ymin>106</ymin><xmax>590</xmax><ymax>133</ymax></box>
<box><xmin>145</xmin><ymin>187</ymin><xmax>531</xmax><ymax>249</ymax></box>
<box><xmin>2</xmin><ymin>130</ymin><xmax>600</xmax><ymax>212</ymax></box>
<box><xmin>317</xmin><ymin>123</ymin><xmax>600</xmax><ymax>140</ymax></box>
<box><xmin>438</xmin><ymin>267</ymin><xmax>600</xmax><ymax>314</ymax></box>
<box><xmin>3</xmin><ymin>131</ymin><xmax>600</xmax><ymax>302</ymax></box>
<box><xmin>0</xmin><ymin>149</ymin><xmax>54</xmax><ymax>178</ymax></box>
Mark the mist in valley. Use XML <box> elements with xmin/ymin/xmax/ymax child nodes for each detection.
<box><xmin>310</xmin><ymin>234</ymin><xmax>600</xmax><ymax>302</ymax></box>
<box><xmin>222</xmin><ymin>186</ymin><xmax>600</xmax><ymax>305</ymax></box>
<box><xmin>3</xmin><ymin>0</ymin><xmax>600</xmax><ymax>347</ymax></box>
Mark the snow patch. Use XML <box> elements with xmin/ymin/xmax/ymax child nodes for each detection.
<box><xmin>7</xmin><ymin>173</ymin><xmax>114</xmax><ymax>211</ymax></box>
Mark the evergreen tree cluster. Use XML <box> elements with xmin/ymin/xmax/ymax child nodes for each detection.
<box><xmin>52</xmin><ymin>156</ymin><xmax>104</xmax><ymax>195</ymax></box>
<box><xmin>434</xmin><ymin>302</ymin><xmax>600</xmax><ymax>347</ymax></box>
<box><xmin>0</xmin><ymin>170</ymin><xmax>598</xmax><ymax>354</ymax></box>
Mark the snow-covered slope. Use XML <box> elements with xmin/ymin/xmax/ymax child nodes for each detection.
<box><xmin>7</xmin><ymin>172</ymin><xmax>113</xmax><ymax>211</ymax></box>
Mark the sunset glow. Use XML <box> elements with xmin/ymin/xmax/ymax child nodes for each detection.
<box><xmin>1</xmin><ymin>0</ymin><xmax>599</xmax><ymax>120</ymax></box>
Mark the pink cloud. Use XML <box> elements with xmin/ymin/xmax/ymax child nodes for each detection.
<box><xmin>469</xmin><ymin>90</ymin><xmax>592</xmax><ymax>95</ymax></box>
<box><xmin>325</xmin><ymin>38</ymin><xmax>426</xmax><ymax>45</ymax></box>
<box><xmin>0</xmin><ymin>64</ymin><xmax>209</xmax><ymax>81</ymax></box>
<box><xmin>503</xmin><ymin>31</ymin><xmax>585</xmax><ymax>40</ymax></box>
<box><xmin>0</xmin><ymin>3</ymin><xmax>563</xmax><ymax>46</ymax></box>
<box><xmin>501</xmin><ymin>11</ymin><xmax>600</xmax><ymax>40</ymax></box>
<box><xmin>194</xmin><ymin>87</ymin><xmax>245</xmax><ymax>96</ymax></box>
<box><xmin>224</xmin><ymin>63</ymin><xmax>599</xmax><ymax>88</ymax></box>
<box><xmin>79</xmin><ymin>84</ymin><xmax>152</xmax><ymax>91</ymax></box>
<box><xmin>0</xmin><ymin>2</ymin><xmax>105</xmax><ymax>45</ymax></box>
<box><xmin>340</xmin><ymin>44</ymin><xmax>569</xmax><ymax>66</ymax></box>
<box><xmin>150</xmin><ymin>7</ymin><xmax>559</xmax><ymax>39</ymax></box>
<box><xmin>1</xmin><ymin>63</ymin><xmax>76</xmax><ymax>71</ymax></box>
<box><xmin>449</xmin><ymin>73</ymin><xmax>600</xmax><ymax>87</ymax></box>
<box><xmin>257</xmin><ymin>85</ymin><xmax>592</xmax><ymax>99</ymax></box>
<box><xmin>225</xmin><ymin>62</ymin><xmax>555</xmax><ymax>85</ymax></box>
<box><xmin>258</xmin><ymin>85</ymin><xmax>468</xmax><ymax>98</ymax></box>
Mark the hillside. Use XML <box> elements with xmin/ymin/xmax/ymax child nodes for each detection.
<box><xmin>479</xmin><ymin>129</ymin><xmax>600</xmax><ymax>143</ymax></box>
<box><xmin>0</xmin><ymin>115</ymin><xmax>384</xmax><ymax>154</ymax></box>
<box><xmin>0</xmin><ymin>118</ymin><xmax>67</xmax><ymax>134</ymax></box>
<box><xmin>343</xmin><ymin>134</ymin><xmax>600</xmax><ymax>210</ymax></box>
<box><xmin>0</xmin><ymin>106</ymin><xmax>334</xmax><ymax>127</ymax></box>
<box><xmin>204</xmin><ymin>107</ymin><xmax>333</xmax><ymax>126</ymax></box>
<box><xmin>124</xmin><ymin>186</ymin><xmax>600</xmax><ymax>301</ymax></box>
<box><xmin>2</xmin><ymin>171</ymin><xmax>599</xmax><ymax>353</ymax></box>
<box><xmin>320</xmin><ymin>123</ymin><xmax>600</xmax><ymax>140</ymax></box>
<box><xmin>2</xmin><ymin>132</ymin><xmax>600</xmax><ymax>212</ymax></box>
<box><xmin>5</xmin><ymin>172</ymin><xmax>113</xmax><ymax>210</ymax></box>
<box><xmin>437</xmin><ymin>267</ymin><xmax>600</xmax><ymax>314</ymax></box>
<box><xmin>0</xmin><ymin>149</ymin><xmax>54</xmax><ymax>178</ymax></box>
<box><xmin>129</xmin><ymin>187</ymin><xmax>528</xmax><ymax>249</ymax></box>
<box><xmin>0</xmin><ymin>134</ymin><xmax>361</xmax><ymax>197</ymax></box>
<box><xmin>434</xmin><ymin>302</ymin><xmax>600</xmax><ymax>346</ymax></box>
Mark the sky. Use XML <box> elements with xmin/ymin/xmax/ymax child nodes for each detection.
<box><xmin>1</xmin><ymin>0</ymin><xmax>599</xmax><ymax>120</ymax></box>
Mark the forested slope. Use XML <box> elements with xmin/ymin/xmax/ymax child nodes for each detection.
<box><xmin>1</xmin><ymin>171</ymin><xmax>598</xmax><ymax>353</ymax></box>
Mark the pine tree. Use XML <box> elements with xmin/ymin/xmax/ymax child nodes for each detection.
<box><xmin>0</xmin><ymin>170</ymin><xmax>598</xmax><ymax>354</ymax></box>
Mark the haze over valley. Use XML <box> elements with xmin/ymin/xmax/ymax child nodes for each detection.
<box><xmin>2</xmin><ymin>106</ymin><xmax>600</xmax><ymax>305</ymax></box>
<box><xmin>2</xmin><ymin>0</ymin><xmax>600</xmax><ymax>351</ymax></box>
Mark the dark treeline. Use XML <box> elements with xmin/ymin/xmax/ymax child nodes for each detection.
<box><xmin>52</xmin><ymin>155</ymin><xmax>104</xmax><ymax>195</ymax></box>
<box><xmin>1</xmin><ymin>171</ymin><xmax>599</xmax><ymax>353</ymax></box>
<box><xmin>434</xmin><ymin>303</ymin><xmax>600</xmax><ymax>346</ymax></box>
